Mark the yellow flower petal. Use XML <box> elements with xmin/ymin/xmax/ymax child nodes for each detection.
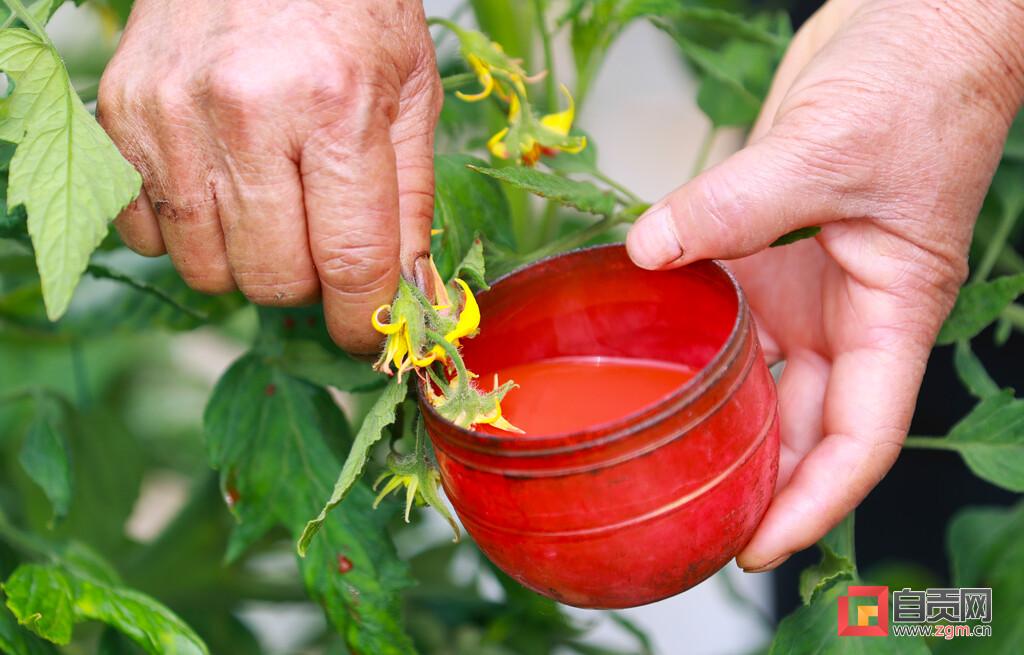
<box><xmin>487</xmin><ymin>127</ymin><xmax>510</xmax><ymax>159</ymax></box>
<box><xmin>372</xmin><ymin>305</ymin><xmax>403</xmax><ymax>335</ymax></box>
<box><xmin>455</xmin><ymin>55</ymin><xmax>495</xmax><ymax>102</ymax></box>
<box><xmin>445</xmin><ymin>279</ymin><xmax>480</xmax><ymax>342</ymax></box>
<box><xmin>539</xmin><ymin>84</ymin><xmax>576</xmax><ymax>136</ymax></box>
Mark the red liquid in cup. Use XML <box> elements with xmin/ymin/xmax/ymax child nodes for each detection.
<box><xmin>478</xmin><ymin>356</ymin><xmax>697</xmax><ymax>436</ymax></box>
<box><xmin>421</xmin><ymin>245</ymin><xmax>779</xmax><ymax>608</ymax></box>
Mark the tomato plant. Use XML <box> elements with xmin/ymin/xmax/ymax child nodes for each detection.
<box><xmin>0</xmin><ymin>1</ymin><xmax>1022</xmax><ymax>654</ymax></box>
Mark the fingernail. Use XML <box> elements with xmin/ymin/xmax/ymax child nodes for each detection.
<box><xmin>626</xmin><ymin>204</ymin><xmax>683</xmax><ymax>270</ymax></box>
<box><xmin>741</xmin><ymin>554</ymin><xmax>790</xmax><ymax>573</ymax></box>
<box><xmin>413</xmin><ymin>254</ymin><xmax>435</xmax><ymax>300</ymax></box>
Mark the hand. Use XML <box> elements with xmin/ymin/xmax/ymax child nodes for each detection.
<box><xmin>626</xmin><ymin>0</ymin><xmax>1024</xmax><ymax>571</ymax></box>
<box><xmin>98</xmin><ymin>0</ymin><xmax>441</xmax><ymax>353</ymax></box>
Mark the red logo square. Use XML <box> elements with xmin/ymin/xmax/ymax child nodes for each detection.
<box><xmin>838</xmin><ymin>585</ymin><xmax>889</xmax><ymax>636</ymax></box>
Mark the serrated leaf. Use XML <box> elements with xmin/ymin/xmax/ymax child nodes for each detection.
<box><xmin>943</xmin><ymin>390</ymin><xmax>1024</xmax><ymax>491</ymax></box>
<box><xmin>770</xmin><ymin>583</ymin><xmax>930</xmax><ymax>655</ymax></box>
<box><xmin>953</xmin><ymin>340</ymin><xmax>999</xmax><ymax>399</ymax></box>
<box><xmin>452</xmin><ymin>238</ymin><xmax>488</xmax><ymax>290</ymax></box>
<box><xmin>298</xmin><ymin>375</ymin><xmax>408</xmax><ymax>555</ymax></box>
<box><xmin>2</xmin><ymin>564</ymin><xmax>74</xmax><ymax>645</ymax></box>
<box><xmin>937</xmin><ymin>273</ymin><xmax>1024</xmax><ymax>344</ymax></box>
<box><xmin>0</xmin><ymin>605</ymin><xmax>58</xmax><ymax>655</ymax></box>
<box><xmin>798</xmin><ymin>513</ymin><xmax>856</xmax><ymax>605</ymax></box>
<box><xmin>468</xmin><ymin>165</ymin><xmax>617</xmax><ymax>216</ymax></box>
<box><xmin>205</xmin><ymin>354</ymin><xmax>414</xmax><ymax>653</ymax></box>
<box><xmin>1</xmin><ymin>562</ymin><xmax>207</xmax><ymax>655</ymax></box>
<box><xmin>433</xmin><ymin>154</ymin><xmax>512</xmax><ymax>281</ymax></box>
<box><xmin>18</xmin><ymin>396</ymin><xmax>70</xmax><ymax>520</ymax></box>
<box><xmin>0</xmin><ymin>29</ymin><xmax>141</xmax><ymax>319</ymax></box>
<box><xmin>941</xmin><ymin>502</ymin><xmax>1024</xmax><ymax>654</ymax></box>
<box><xmin>277</xmin><ymin>340</ymin><xmax>386</xmax><ymax>392</ymax></box>
<box><xmin>72</xmin><ymin>578</ymin><xmax>206</xmax><ymax>655</ymax></box>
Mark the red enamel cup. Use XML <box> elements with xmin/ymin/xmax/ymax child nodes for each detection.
<box><xmin>419</xmin><ymin>244</ymin><xmax>779</xmax><ymax>608</ymax></box>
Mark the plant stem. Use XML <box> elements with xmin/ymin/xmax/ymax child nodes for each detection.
<box><xmin>4</xmin><ymin>0</ymin><xmax>53</xmax><ymax>48</ymax></box>
<box><xmin>527</xmin><ymin>214</ymin><xmax>619</xmax><ymax>261</ymax></box>
<box><xmin>531</xmin><ymin>0</ymin><xmax>557</xmax><ymax>112</ymax></box>
<box><xmin>537</xmin><ymin>201</ymin><xmax>559</xmax><ymax>248</ymax></box>
<box><xmin>903</xmin><ymin>436</ymin><xmax>960</xmax><ymax>451</ymax></box>
<box><xmin>70</xmin><ymin>340</ymin><xmax>91</xmax><ymax>408</ymax></box>
<box><xmin>1000</xmin><ymin>302</ymin><xmax>1024</xmax><ymax>332</ymax></box>
<box><xmin>594</xmin><ymin>170</ymin><xmax>645</xmax><ymax>205</ymax></box>
<box><xmin>690</xmin><ymin>127</ymin><xmax>719</xmax><ymax>178</ymax></box>
<box><xmin>426</xmin><ymin>329</ymin><xmax>469</xmax><ymax>392</ymax></box>
<box><xmin>441</xmin><ymin>72</ymin><xmax>478</xmax><ymax>92</ymax></box>
<box><xmin>973</xmin><ymin>206</ymin><xmax>1022</xmax><ymax>283</ymax></box>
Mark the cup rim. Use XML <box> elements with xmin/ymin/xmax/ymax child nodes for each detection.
<box><xmin>416</xmin><ymin>243</ymin><xmax>749</xmax><ymax>448</ymax></box>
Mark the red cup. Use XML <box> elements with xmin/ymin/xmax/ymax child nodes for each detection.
<box><xmin>420</xmin><ymin>245</ymin><xmax>779</xmax><ymax>608</ymax></box>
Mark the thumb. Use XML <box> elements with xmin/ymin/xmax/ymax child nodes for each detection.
<box><xmin>626</xmin><ymin>134</ymin><xmax>841</xmax><ymax>269</ymax></box>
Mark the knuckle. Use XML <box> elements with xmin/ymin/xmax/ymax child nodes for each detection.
<box><xmin>179</xmin><ymin>268</ymin><xmax>236</xmax><ymax>296</ymax></box>
<box><xmin>316</xmin><ymin>242</ymin><xmax>396</xmax><ymax>298</ymax></box>
<box><xmin>236</xmin><ymin>274</ymin><xmax>319</xmax><ymax>306</ymax></box>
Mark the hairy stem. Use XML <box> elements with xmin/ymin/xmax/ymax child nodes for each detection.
<box><xmin>3</xmin><ymin>0</ymin><xmax>53</xmax><ymax>48</ymax></box>
<box><xmin>973</xmin><ymin>205</ymin><xmax>1022</xmax><ymax>283</ymax></box>
<box><xmin>532</xmin><ymin>0</ymin><xmax>557</xmax><ymax>112</ymax></box>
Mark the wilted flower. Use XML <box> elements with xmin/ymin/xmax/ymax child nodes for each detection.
<box><xmin>487</xmin><ymin>85</ymin><xmax>587</xmax><ymax>166</ymax></box>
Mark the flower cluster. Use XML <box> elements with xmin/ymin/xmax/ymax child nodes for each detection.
<box><xmin>439</xmin><ymin>20</ymin><xmax>586</xmax><ymax>166</ymax></box>
<box><xmin>372</xmin><ymin>260</ymin><xmax>519</xmax><ymax>434</ymax></box>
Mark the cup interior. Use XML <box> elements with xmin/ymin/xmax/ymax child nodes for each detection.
<box><xmin>457</xmin><ymin>245</ymin><xmax>743</xmax><ymax>436</ymax></box>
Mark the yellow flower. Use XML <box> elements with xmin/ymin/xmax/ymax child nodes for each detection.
<box><xmin>426</xmin><ymin>373</ymin><xmax>523</xmax><ymax>434</ymax></box>
<box><xmin>447</xmin><ymin>26</ymin><xmax>542</xmax><ymax>103</ymax></box>
<box><xmin>372</xmin><ymin>277</ymin><xmax>481</xmax><ymax>380</ymax></box>
<box><xmin>487</xmin><ymin>85</ymin><xmax>587</xmax><ymax>166</ymax></box>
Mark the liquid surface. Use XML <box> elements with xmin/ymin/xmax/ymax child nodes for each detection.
<box><xmin>479</xmin><ymin>356</ymin><xmax>697</xmax><ymax>436</ymax></box>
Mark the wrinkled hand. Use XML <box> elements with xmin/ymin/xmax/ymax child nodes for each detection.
<box><xmin>627</xmin><ymin>0</ymin><xmax>1024</xmax><ymax>571</ymax></box>
<box><xmin>98</xmin><ymin>0</ymin><xmax>440</xmax><ymax>353</ymax></box>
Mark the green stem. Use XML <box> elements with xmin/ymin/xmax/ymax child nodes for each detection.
<box><xmin>3</xmin><ymin>0</ymin><xmax>53</xmax><ymax>47</ymax></box>
<box><xmin>537</xmin><ymin>201</ymin><xmax>559</xmax><ymax>249</ymax></box>
<box><xmin>690</xmin><ymin>127</ymin><xmax>718</xmax><ymax>178</ymax></box>
<box><xmin>594</xmin><ymin>170</ymin><xmax>645</xmax><ymax>205</ymax></box>
<box><xmin>441</xmin><ymin>72</ymin><xmax>479</xmax><ymax>92</ymax></box>
<box><xmin>527</xmin><ymin>214</ymin><xmax>620</xmax><ymax>261</ymax></box>
<box><xmin>0</xmin><ymin>12</ymin><xmax>16</xmax><ymax>29</ymax></box>
<box><xmin>973</xmin><ymin>206</ymin><xmax>1022</xmax><ymax>283</ymax></box>
<box><xmin>426</xmin><ymin>329</ymin><xmax>469</xmax><ymax>392</ymax></box>
<box><xmin>903</xmin><ymin>436</ymin><xmax>961</xmax><ymax>451</ymax></box>
<box><xmin>1000</xmin><ymin>303</ymin><xmax>1024</xmax><ymax>331</ymax></box>
<box><xmin>531</xmin><ymin>0</ymin><xmax>557</xmax><ymax>112</ymax></box>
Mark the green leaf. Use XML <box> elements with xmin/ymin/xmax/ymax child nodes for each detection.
<box><xmin>1</xmin><ymin>562</ymin><xmax>208</xmax><ymax>655</ymax></box>
<box><xmin>944</xmin><ymin>390</ymin><xmax>1024</xmax><ymax>491</ymax></box>
<box><xmin>771</xmin><ymin>226</ymin><xmax>821</xmax><ymax>248</ymax></box>
<box><xmin>71</xmin><ymin>578</ymin><xmax>206</xmax><ymax>655</ymax></box>
<box><xmin>468</xmin><ymin>165</ymin><xmax>617</xmax><ymax>216</ymax></box>
<box><xmin>622</xmin><ymin>2</ymin><xmax>786</xmax><ymax>47</ymax></box>
<box><xmin>204</xmin><ymin>354</ymin><xmax>414</xmax><ymax>653</ymax></box>
<box><xmin>0</xmin><ymin>0</ymin><xmax>60</xmax><ymax>30</ymax></box>
<box><xmin>452</xmin><ymin>237</ymin><xmax>489</xmax><ymax>290</ymax></box>
<box><xmin>0</xmin><ymin>605</ymin><xmax>58</xmax><ymax>655</ymax></box>
<box><xmin>798</xmin><ymin>513</ymin><xmax>856</xmax><ymax>605</ymax></box>
<box><xmin>0</xmin><ymin>29</ymin><xmax>141</xmax><ymax>320</ymax></box>
<box><xmin>937</xmin><ymin>272</ymin><xmax>1024</xmax><ymax>344</ymax></box>
<box><xmin>906</xmin><ymin>390</ymin><xmax>1024</xmax><ymax>491</ymax></box>
<box><xmin>940</xmin><ymin>502</ymin><xmax>1024</xmax><ymax>654</ymax></box>
<box><xmin>433</xmin><ymin>154</ymin><xmax>512</xmax><ymax>280</ymax></box>
<box><xmin>770</xmin><ymin>583</ymin><xmax>930</xmax><ymax>655</ymax></box>
<box><xmin>952</xmin><ymin>340</ymin><xmax>999</xmax><ymax>399</ymax></box>
<box><xmin>298</xmin><ymin>375</ymin><xmax>408</xmax><ymax>556</ymax></box>
<box><xmin>18</xmin><ymin>395</ymin><xmax>70</xmax><ymax>520</ymax></box>
<box><xmin>277</xmin><ymin>340</ymin><xmax>386</xmax><ymax>393</ymax></box>
<box><xmin>2</xmin><ymin>564</ymin><xmax>74</xmax><ymax>645</ymax></box>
